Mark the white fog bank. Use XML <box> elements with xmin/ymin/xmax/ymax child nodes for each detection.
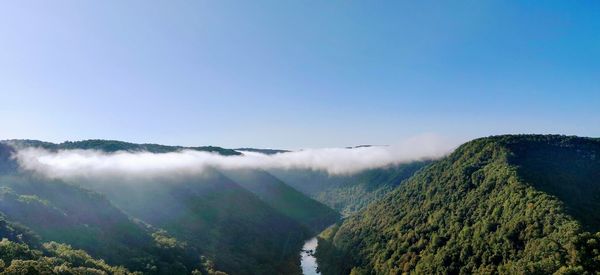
<box><xmin>13</xmin><ymin>134</ymin><xmax>457</xmax><ymax>179</ymax></box>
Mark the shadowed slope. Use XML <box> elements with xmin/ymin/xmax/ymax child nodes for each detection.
<box><xmin>223</xmin><ymin>169</ymin><xmax>340</xmax><ymax>233</ymax></box>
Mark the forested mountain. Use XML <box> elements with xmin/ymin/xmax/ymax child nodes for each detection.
<box><xmin>223</xmin><ymin>169</ymin><xmax>340</xmax><ymax>232</ymax></box>
<box><xmin>0</xmin><ymin>140</ymin><xmax>340</xmax><ymax>274</ymax></box>
<box><xmin>0</xmin><ymin>144</ymin><xmax>209</xmax><ymax>274</ymax></box>
<box><xmin>271</xmin><ymin>162</ymin><xmax>430</xmax><ymax>216</ymax></box>
<box><xmin>316</xmin><ymin>135</ymin><xmax>600</xmax><ymax>274</ymax></box>
<box><xmin>6</xmin><ymin>136</ymin><xmax>600</xmax><ymax>274</ymax></box>
<box><xmin>0</xmin><ymin>178</ymin><xmax>192</xmax><ymax>272</ymax></box>
<box><xmin>75</xmin><ymin>169</ymin><xmax>309</xmax><ymax>275</ymax></box>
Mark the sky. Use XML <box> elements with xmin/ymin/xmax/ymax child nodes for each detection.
<box><xmin>0</xmin><ymin>1</ymin><xmax>598</xmax><ymax>149</ymax></box>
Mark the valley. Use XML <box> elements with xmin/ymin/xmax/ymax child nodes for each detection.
<box><xmin>3</xmin><ymin>1</ymin><xmax>596</xmax><ymax>273</ymax></box>
<box><xmin>1</xmin><ymin>135</ymin><xmax>599</xmax><ymax>274</ymax></box>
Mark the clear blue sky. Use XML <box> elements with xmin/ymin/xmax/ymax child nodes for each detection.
<box><xmin>1</xmin><ymin>1</ymin><xmax>598</xmax><ymax>149</ymax></box>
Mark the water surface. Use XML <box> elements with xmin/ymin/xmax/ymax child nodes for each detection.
<box><xmin>300</xmin><ymin>237</ymin><xmax>320</xmax><ymax>275</ymax></box>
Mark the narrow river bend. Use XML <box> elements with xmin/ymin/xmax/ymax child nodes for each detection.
<box><xmin>300</xmin><ymin>237</ymin><xmax>320</xmax><ymax>275</ymax></box>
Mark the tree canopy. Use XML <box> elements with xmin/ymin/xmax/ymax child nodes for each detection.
<box><xmin>316</xmin><ymin>135</ymin><xmax>600</xmax><ymax>274</ymax></box>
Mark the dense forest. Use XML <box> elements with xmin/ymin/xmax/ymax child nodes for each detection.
<box><xmin>0</xmin><ymin>214</ymin><xmax>136</xmax><ymax>274</ymax></box>
<box><xmin>0</xmin><ymin>140</ymin><xmax>341</xmax><ymax>274</ymax></box>
<box><xmin>316</xmin><ymin>135</ymin><xmax>600</xmax><ymax>274</ymax></box>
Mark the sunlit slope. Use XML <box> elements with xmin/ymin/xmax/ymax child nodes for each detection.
<box><xmin>223</xmin><ymin>169</ymin><xmax>340</xmax><ymax>232</ymax></box>
<box><xmin>317</xmin><ymin>135</ymin><xmax>600</xmax><ymax>274</ymax></box>
<box><xmin>81</xmin><ymin>169</ymin><xmax>308</xmax><ymax>275</ymax></box>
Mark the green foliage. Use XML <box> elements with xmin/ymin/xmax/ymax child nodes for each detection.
<box><xmin>316</xmin><ymin>162</ymin><xmax>431</xmax><ymax>216</ymax></box>
<box><xmin>501</xmin><ymin>135</ymin><xmax>600</xmax><ymax>231</ymax></box>
<box><xmin>0</xmin><ymin>176</ymin><xmax>201</xmax><ymax>274</ymax></box>
<box><xmin>152</xmin><ymin>230</ymin><xmax>182</xmax><ymax>250</ymax></box>
<box><xmin>317</xmin><ymin>135</ymin><xmax>600</xmax><ymax>274</ymax></box>
<box><xmin>197</xmin><ymin>256</ymin><xmax>229</xmax><ymax>275</ymax></box>
<box><xmin>0</xmin><ymin>238</ymin><xmax>136</xmax><ymax>274</ymax></box>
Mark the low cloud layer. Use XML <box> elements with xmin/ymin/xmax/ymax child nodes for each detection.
<box><xmin>14</xmin><ymin>134</ymin><xmax>456</xmax><ymax>179</ymax></box>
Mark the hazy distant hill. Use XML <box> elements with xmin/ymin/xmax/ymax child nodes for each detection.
<box><xmin>316</xmin><ymin>135</ymin><xmax>600</xmax><ymax>274</ymax></box>
<box><xmin>223</xmin><ymin>169</ymin><xmax>340</xmax><ymax>232</ymax></box>
<box><xmin>270</xmin><ymin>161</ymin><xmax>430</xmax><ymax>216</ymax></box>
<box><xmin>0</xmin><ymin>143</ymin><xmax>17</xmax><ymax>175</ymax></box>
<box><xmin>5</xmin><ymin>139</ymin><xmax>241</xmax><ymax>155</ymax></box>
<box><xmin>235</xmin><ymin>148</ymin><xmax>290</xmax><ymax>155</ymax></box>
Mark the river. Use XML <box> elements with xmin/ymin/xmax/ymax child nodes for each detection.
<box><xmin>300</xmin><ymin>237</ymin><xmax>320</xmax><ymax>275</ymax></box>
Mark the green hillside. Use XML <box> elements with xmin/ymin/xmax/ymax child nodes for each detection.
<box><xmin>0</xmin><ymin>142</ymin><xmax>204</xmax><ymax>273</ymax></box>
<box><xmin>0</xmin><ymin>214</ymin><xmax>135</xmax><ymax>274</ymax></box>
<box><xmin>78</xmin><ymin>170</ymin><xmax>308</xmax><ymax>275</ymax></box>
<box><xmin>0</xmin><ymin>140</ymin><xmax>316</xmax><ymax>274</ymax></box>
<box><xmin>0</xmin><ymin>141</ymin><xmax>310</xmax><ymax>274</ymax></box>
<box><xmin>271</xmin><ymin>162</ymin><xmax>430</xmax><ymax>216</ymax></box>
<box><xmin>316</xmin><ymin>135</ymin><xmax>600</xmax><ymax>274</ymax></box>
<box><xmin>223</xmin><ymin>169</ymin><xmax>340</xmax><ymax>232</ymax></box>
<box><xmin>314</xmin><ymin>162</ymin><xmax>431</xmax><ymax>216</ymax></box>
<box><xmin>0</xmin><ymin>175</ymin><xmax>205</xmax><ymax>274</ymax></box>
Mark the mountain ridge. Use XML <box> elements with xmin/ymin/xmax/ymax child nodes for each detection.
<box><xmin>316</xmin><ymin>134</ymin><xmax>600</xmax><ymax>274</ymax></box>
<box><xmin>2</xmin><ymin>139</ymin><xmax>241</xmax><ymax>155</ymax></box>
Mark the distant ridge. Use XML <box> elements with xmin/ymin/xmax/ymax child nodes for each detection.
<box><xmin>235</xmin><ymin>148</ymin><xmax>291</xmax><ymax>155</ymax></box>
<box><xmin>3</xmin><ymin>139</ymin><xmax>241</xmax><ymax>155</ymax></box>
<box><xmin>344</xmin><ymin>145</ymin><xmax>382</xmax><ymax>149</ymax></box>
